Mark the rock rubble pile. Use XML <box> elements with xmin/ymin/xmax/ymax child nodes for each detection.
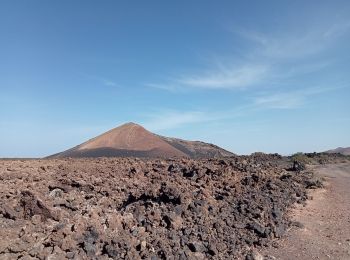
<box><xmin>0</xmin><ymin>155</ymin><xmax>320</xmax><ymax>259</ymax></box>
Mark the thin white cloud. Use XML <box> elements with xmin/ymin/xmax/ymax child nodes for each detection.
<box><xmin>147</xmin><ymin>20</ymin><xmax>349</xmax><ymax>92</ymax></box>
<box><xmin>140</xmin><ymin>84</ymin><xmax>340</xmax><ymax>132</ymax></box>
<box><xmin>245</xmin><ymin>31</ymin><xmax>327</xmax><ymax>59</ymax></box>
<box><xmin>253</xmin><ymin>85</ymin><xmax>340</xmax><ymax>109</ymax></box>
<box><xmin>323</xmin><ymin>21</ymin><xmax>350</xmax><ymax>39</ymax></box>
<box><xmin>82</xmin><ymin>74</ymin><xmax>118</xmax><ymax>87</ymax></box>
<box><xmin>141</xmin><ymin>105</ymin><xmax>281</xmax><ymax>132</ymax></box>
<box><xmin>141</xmin><ymin>107</ymin><xmax>254</xmax><ymax>131</ymax></box>
<box><xmin>145</xmin><ymin>83</ymin><xmax>182</xmax><ymax>92</ymax></box>
<box><xmin>237</xmin><ymin>21</ymin><xmax>350</xmax><ymax>60</ymax></box>
<box><xmin>142</xmin><ymin>111</ymin><xmax>212</xmax><ymax>131</ymax></box>
<box><xmin>145</xmin><ymin>64</ymin><xmax>271</xmax><ymax>91</ymax></box>
<box><xmin>102</xmin><ymin>79</ymin><xmax>117</xmax><ymax>87</ymax></box>
<box><xmin>254</xmin><ymin>93</ymin><xmax>304</xmax><ymax>109</ymax></box>
<box><xmin>178</xmin><ymin>64</ymin><xmax>270</xmax><ymax>89</ymax></box>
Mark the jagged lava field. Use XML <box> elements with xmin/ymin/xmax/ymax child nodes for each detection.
<box><xmin>0</xmin><ymin>123</ymin><xmax>349</xmax><ymax>259</ymax></box>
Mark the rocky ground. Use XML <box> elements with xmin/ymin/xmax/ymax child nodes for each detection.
<box><xmin>263</xmin><ymin>163</ymin><xmax>350</xmax><ymax>260</ymax></box>
<box><xmin>0</xmin><ymin>154</ymin><xmax>334</xmax><ymax>259</ymax></box>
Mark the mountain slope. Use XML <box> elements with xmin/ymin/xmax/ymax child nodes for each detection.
<box><xmin>325</xmin><ymin>147</ymin><xmax>350</xmax><ymax>155</ymax></box>
<box><xmin>48</xmin><ymin>122</ymin><xmax>234</xmax><ymax>159</ymax></box>
<box><xmin>159</xmin><ymin>135</ymin><xmax>234</xmax><ymax>159</ymax></box>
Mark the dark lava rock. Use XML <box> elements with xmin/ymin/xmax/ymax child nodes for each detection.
<box><xmin>81</xmin><ymin>227</ymin><xmax>99</xmax><ymax>257</ymax></box>
<box><xmin>291</xmin><ymin>221</ymin><xmax>305</xmax><ymax>228</ymax></box>
<box><xmin>272</xmin><ymin>205</ymin><xmax>282</xmax><ymax>219</ymax></box>
<box><xmin>20</xmin><ymin>191</ymin><xmax>56</xmax><ymax>221</ymax></box>
<box><xmin>0</xmin><ymin>205</ymin><xmax>18</xmax><ymax>220</ymax></box>
<box><xmin>305</xmin><ymin>177</ymin><xmax>323</xmax><ymax>189</ymax></box>
<box><xmin>188</xmin><ymin>241</ymin><xmax>206</xmax><ymax>252</ymax></box>
<box><xmin>290</xmin><ymin>160</ymin><xmax>306</xmax><ymax>172</ymax></box>
<box><xmin>274</xmin><ymin>223</ymin><xmax>286</xmax><ymax>238</ymax></box>
<box><xmin>0</xmin><ymin>156</ymin><xmax>324</xmax><ymax>259</ymax></box>
<box><xmin>248</xmin><ymin>222</ymin><xmax>267</xmax><ymax>237</ymax></box>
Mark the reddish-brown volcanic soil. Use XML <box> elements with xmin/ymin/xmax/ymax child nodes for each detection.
<box><xmin>79</xmin><ymin>123</ymin><xmax>170</xmax><ymax>151</ymax></box>
<box><xmin>0</xmin><ymin>155</ymin><xmax>321</xmax><ymax>259</ymax></box>
<box><xmin>53</xmin><ymin>123</ymin><xmax>187</xmax><ymax>158</ymax></box>
<box><xmin>49</xmin><ymin>123</ymin><xmax>235</xmax><ymax>159</ymax></box>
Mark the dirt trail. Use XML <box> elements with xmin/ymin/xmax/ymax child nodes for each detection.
<box><xmin>264</xmin><ymin>163</ymin><xmax>350</xmax><ymax>260</ymax></box>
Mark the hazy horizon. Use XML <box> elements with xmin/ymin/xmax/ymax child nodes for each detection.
<box><xmin>1</xmin><ymin>1</ymin><xmax>349</xmax><ymax>157</ymax></box>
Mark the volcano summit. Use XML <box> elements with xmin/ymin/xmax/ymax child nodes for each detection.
<box><xmin>49</xmin><ymin>122</ymin><xmax>234</xmax><ymax>159</ymax></box>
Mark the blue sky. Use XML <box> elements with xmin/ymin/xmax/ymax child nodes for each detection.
<box><xmin>1</xmin><ymin>0</ymin><xmax>350</xmax><ymax>157</ymax></box>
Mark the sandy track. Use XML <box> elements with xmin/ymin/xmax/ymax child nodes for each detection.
<box><xmin>264</xmin><ymin>163</ymin><xmax>350</xmax><ymax>260</ymax></box>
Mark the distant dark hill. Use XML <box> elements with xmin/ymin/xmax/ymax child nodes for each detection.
<box><xmin>159</xmin><ymin>135</ymin><xmax>234</xmax><ymax>159</ymax></box>
<box><xmin>325</xmin><ymin>147</ymin><xmax>350</xmax><ymax>155</ymax></box>
<box><xmin>48</xmin><ymin>122</ymin><xmax>235</xmax><ymax>159</ymax></box>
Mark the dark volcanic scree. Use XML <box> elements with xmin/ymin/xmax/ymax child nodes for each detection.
<box><xmin>0</xmin><ymin>155</ymin><xmax>321</xmax><ymax>259</ymax></box>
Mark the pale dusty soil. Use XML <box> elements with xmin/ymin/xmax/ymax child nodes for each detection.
<box><xmin>263</xmin><ymin>163</ymin><xmax>350</xmax><ymax>260</ymax></box>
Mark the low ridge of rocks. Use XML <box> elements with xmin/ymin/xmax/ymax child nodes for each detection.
<box><xmin>0</xmin><ymin>154</ymin><xmax>333</xmax><ymax>259</ymax></box>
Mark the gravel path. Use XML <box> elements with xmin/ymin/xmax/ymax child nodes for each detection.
<box><xmin>264</xmin><ymin>163</ymin><xmax>350</xmax><ymax>260</ymax></box>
